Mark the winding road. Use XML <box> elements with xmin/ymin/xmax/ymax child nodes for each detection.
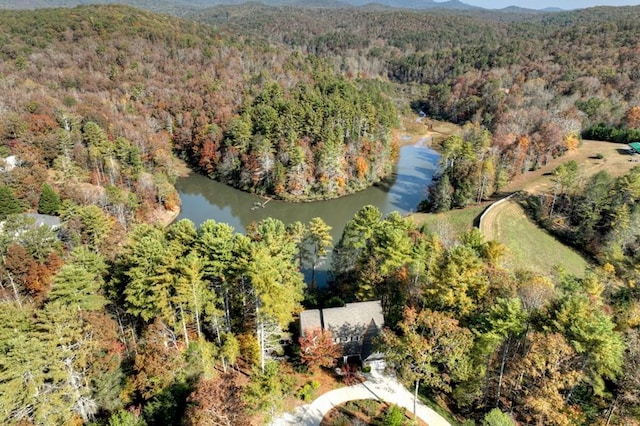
<box><xmin>480</xmin><ymin>139</ymin><xmax>638</xmax><ymax>239</ymax></box>
<box><xmin>271</xmin><ymin>370</ymin><xmax>451</xmax><ymax>426</ymax></box>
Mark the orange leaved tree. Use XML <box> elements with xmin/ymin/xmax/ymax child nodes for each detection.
<box><xmin>299</xmin><ymin>327</ymin><xmax>342</xmax><ymax>372</ymax></box>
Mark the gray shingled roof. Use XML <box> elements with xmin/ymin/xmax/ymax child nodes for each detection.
<box><xmin>299</xmin><ymin>309</ymin><xmax>322</xmax><ymax>333</ymax></box>
<box><xmin>299</xmin><ymin>301</ymin><xmax>385</xmax><ymax>361</ymax></box>
<box><xmin>322</xmin><ymin>301</ymin><xmax>384</xmax><ymax>332</ymax></box>
<box><xmin>24</xmin><ymin>213</ymin><xmax>61</xmax><ymax>229</ymax></box>
<box><xmin>299</xmin><ymin>301</ymin><xmax>384</xmax><ymax>335</ymax></box>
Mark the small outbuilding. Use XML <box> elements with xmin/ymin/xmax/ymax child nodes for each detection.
<box><xmin>24</xmin><ymin>213</ymin><xmax>61</xmax><ymax>230</ymax></box>
<box><xmin>0</xmin><ymin>213</ymin><xmax>61</xmax><ymax>239</ymax></box>
<box><xmin>628</xmin><ymin>142</ymin><xmax>640</xmax><ymax>155</ymax></box>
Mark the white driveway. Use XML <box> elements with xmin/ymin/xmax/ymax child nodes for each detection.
<box><xmin>271</xmin><ymin>370</ymin><xmax>452</xmax><ymax>426</ymax></box>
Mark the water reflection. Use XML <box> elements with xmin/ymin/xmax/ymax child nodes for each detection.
<box><xmin>176</xmin><ymin>145</ymin><xmax>438</xmax><ymax>235</ymax></box>
<box><xmin>175</xmin><ymin>144</ymin><xmax>440</xmax><ymax>283</ymax></box>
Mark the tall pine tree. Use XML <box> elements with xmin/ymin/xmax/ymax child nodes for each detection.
<box><xmin>0</xmin><ymin>185</ymin><xmax>24</xmax><ymax>219</ymax></box>
<box><xmin>37</xmin><ymin>183</ymin><xmax>61</xmax><ymax>215</ymax></box>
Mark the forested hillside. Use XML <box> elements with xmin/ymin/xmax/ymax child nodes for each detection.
<box><xmin>194</xmin><ymin>4</ymin><xmax>640</xmax><ymax>209</ymax></box>
<box><xmin>0</xmin><ymin>5</ymin><xmax>400</xmax><ymax>203</ymax></box>
<box><xmin>1</xmin><ymin>3</ymin><xmax>640</xmax><ymax>426</ymax></box>
<box><xmin>0</xmin><ymin>0</ymin><xmax>482</xmax><ymax>12</ymax></box>
<box><xmin>331</xmin><ymin>205</ymin><xmax>638</xmax><ymax>426</ymax></box>
<box><xmin>5</xmin><ymin>4</ymin><xmax>640</xmax><ymax>205</ymax></box>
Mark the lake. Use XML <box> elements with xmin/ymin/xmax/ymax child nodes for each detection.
<box><xmin>175</xmin><ymin>141</ymin><xmax>440</xmax><ymax>284</ymax></box>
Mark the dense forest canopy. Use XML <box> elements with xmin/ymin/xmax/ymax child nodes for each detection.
<box><xmin>190</xmin><ymin>69</ymin><xmax>399</xmax><ymax>199</ymax></box>
<box><xmin>193</xmin><ymin>4</ymin><xmax>640</xmax><ymax>208</ymax></box>
<box><xmin>0</xmin><ymin>4</ymin><xmax>402</xmax><ymax>202</ymax></box>
<box><xmin>0</xmin><ymin>0</ymin><xmax>486</xmax><ymax>12</ymax></box>
<box><xmin>3</xmin><ymin>4</ymin><xmax>640</xmax><ymax>203</ymax></box>
<box><xmin>1</xmin><ymin>3</ymin><xmax>640</xmax><ymax>426</ymax></box>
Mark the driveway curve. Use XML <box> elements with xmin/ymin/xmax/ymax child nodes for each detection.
<box><xmin>271</xmin><ymin>371</ymin><xmax>452</xmax><ymax>426</ymax></box>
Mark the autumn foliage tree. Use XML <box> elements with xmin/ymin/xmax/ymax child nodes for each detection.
<box><xmin>299</xmin><ymin>327</ymin><xmax>342</xmax><ymax>372</ymax></box>
<box><xmin>184</xmin><ymin>374</ymin><xmax>249</xmax><ymax>426</ymax></box>
<box><xmin>130</xmin><ymin>319</ymin><xmax>184</xmax><ymax>402</ymax></box>
<box><xmin>381</xmin><ymin>307</ymin><xmax>474</xmax><ymax>395</ymax></box>
<box><xmin>2</xmin><ymin>4</ymin><xmax>640</xmax><ymax>425</ymax></box>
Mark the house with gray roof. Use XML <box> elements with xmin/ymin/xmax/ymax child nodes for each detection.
<box><xmin>299</xmin><ymin>300</ymin><xmax>386</xmax><ymax>369</ymax></box>
<box><xmin>0</xmin><ymin>213</ymin><xmax>62</xmax><ymax>242</ymax></box>
<box><xmin>24</xmin><ymin>213</ymin><xmax>61</xmax><ymax>230</ymax></box>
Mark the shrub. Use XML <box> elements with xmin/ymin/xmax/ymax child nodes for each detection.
<box><xmin>325</xmin><ymin>296</ymin><xmax>345</xmax><ymax>307</ymax></box>
<box><xmin>296</xmin><ymin>380</ymin><xmax>321</xmax><ymax>402</ymax></box>
<box><xmin>341</xmin><ymin>364</ymin><xmax>363</xmax><ymax>385</ymax></box>
<box><xmin>358</xmin><ymin>399</ymin><xmax>380</xmax><ymax>417</ymax></box>
<box><xmin>482</xmin><ymin>408</ymin><xmax>515</xmax><ymax>426</ymax></box>
<box><xmin>381</xmin><ymin>404</ymin><xmax>405</xmax><ymax>426</ymax></box>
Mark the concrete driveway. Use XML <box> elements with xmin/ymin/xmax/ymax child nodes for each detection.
<box><xmin>271</xmin><ymin>370</ymin><xmax>452</xmax><ymax>426</ymax></box>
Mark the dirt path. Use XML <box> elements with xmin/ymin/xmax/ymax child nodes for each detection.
<box><xmin>501</xmin><ymin>139</ymin><xmax>637</xmax><ymax>195</ymax></box>
<box><xmin>397</xmin><ymin>115</ymin><xmax>462</xmax><ymax>148</ymax></box>
<box><xmin>481</xmin><ymin>139</ymin><xmax>638</xmax><ymax>239</ymax></box>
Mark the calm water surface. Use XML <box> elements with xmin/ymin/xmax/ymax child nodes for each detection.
<box><xmin>176</xmin><ymin>144</ymin><xmax>438</xmax><ymax>236</ymax></box>
<box><xmin>175</xmin><ymin>143</ymin><xmax>440</xmax><ymax>282</ymax></box>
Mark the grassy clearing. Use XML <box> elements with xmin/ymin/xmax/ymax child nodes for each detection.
<box><xmin>411</xmin><ymin>200</ymin><xmax>589</xmax><ymax>277</ymax></box>
<box><xmin>410</xmin><ymin>204</ymin><xmax>487</xmax><ymax>237</ymax></box>
<box><xmin>502</xmin><ymin>139</ymin><xmax>639</xmax><ymax>195</ymax></box>
<box><xmin>397</xmin><ymin>113</ymin><xmax>463</xmax><ymax>147</ymax></box>
<box><xmin>483</xmin><ymin>200</ymin><xmax>589</xmax><ymax>277</ymax></box>
<box><xmin>476</xmin><ymin>139</ymin><xmax>634</xmax><ymax>278</ymax></box>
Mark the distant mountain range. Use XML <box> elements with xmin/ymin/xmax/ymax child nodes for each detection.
<box><xmin>339</xmin><ymin>0</ymin><xmax>482</xmax><ymax>10</ymax></box>
<box><xmin>0</xmin><ymin>0</ymin><xmax>566</xmax><ymax>12</ymax></box>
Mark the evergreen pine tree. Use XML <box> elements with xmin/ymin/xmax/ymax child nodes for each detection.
<box><xmin>0</xmin><ymin>185</ymin><xmax>24</xmax><ymax>219</ymax></box>
<box><xmin>422</xmin><ymin>174</ymin><xmax>453</xmax><ymax>213</ymax></box>
<box><xmin>38</xmin><ymin>183</ymin><xmax>61</xmax><ymax>215</ymax></box>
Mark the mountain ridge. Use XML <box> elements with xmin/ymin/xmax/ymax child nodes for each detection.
<box><xmin>0</xmin><ymin>0</ymin><xmax>563</xmax><ymax>12</ymax></box>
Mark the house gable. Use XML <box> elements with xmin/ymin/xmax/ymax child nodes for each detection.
<box><xmin>299</xmin><ymin>309</ymin><xmax>322</xmax><ymax>333</ymax></box>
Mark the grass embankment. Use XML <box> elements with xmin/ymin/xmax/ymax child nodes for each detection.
<box><xmin>482</xmin><ymin>139</ymin><xmax>636</xmax><ymax>277</ymax></box>
<box><xmin>412</xmin><ymin>140</ymin><xmax>636</xmax><ymax>277</ymax></box>
<box><xmin>411</xmin><ymin>204</ymin><xmax>487</xmax><ymax>237</ymax></box>
<box><xmin>481</xmin><ymin>200</ymin><xmax>589</xmax><ymax>277</ymax></box>
<box><xmin>409</xmin><ymin>189</ymin><xmax>589</xmax><ymax>278</ymax></box>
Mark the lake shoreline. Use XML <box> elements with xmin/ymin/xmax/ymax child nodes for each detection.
<box><xmin>170</xmin><ymin>114</ymin><xmax>455</xmax><ymax>209</ymax></box>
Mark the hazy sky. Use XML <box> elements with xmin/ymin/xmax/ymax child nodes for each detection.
<box><xmin>459</xmin><ymin>0</ymin><xmax>640</xmax><ymax>9</ymax></box>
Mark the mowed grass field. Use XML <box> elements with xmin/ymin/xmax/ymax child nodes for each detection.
<box><xmin>405</xmin><ymin>121</ymin><xmax>632</xmax><ymax>277</ymax></box>
<box><xmin>481</xmin><ymin>200</ymin><xmax>589</xmax><ymax>277</ymax></box>
<box><xmin>411</xmin><ymin>204</ymin><xmax>487</xmax><ymax>236</ymax></box>
<box><xmin>480</xmin><ymin>139</ymin><xmax>637</xmax><ymax>277</ymax></box>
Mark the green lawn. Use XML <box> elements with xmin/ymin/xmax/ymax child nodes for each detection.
<box><xmin>411</xmin><ymin>200</ymin><xmax>589</xmax><ymax>277</ymax></box>
<box><xmin>484</xmin><ymin>201</ymin><xmax>589</xmax><ymax>277</ymax></box>
<box><xmin>410</xmin><ymin>204</ymin><xmax>488</xmax><ymax>237</ymax></box>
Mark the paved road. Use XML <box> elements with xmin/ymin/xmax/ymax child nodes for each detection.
<box><xmin>271</xmin><ymin>370</ymin><xmax>452</xmax><ymax>426</ymax></box>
